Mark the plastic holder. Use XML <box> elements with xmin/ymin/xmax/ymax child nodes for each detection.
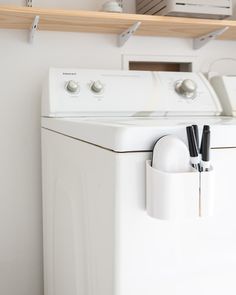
<box><xmin>146</xmin><ymin>160</ymin><xmax>215</xmax><ymax>220</ymax></box>
<box><xmin>200</xmin><ymin>168</ymin><xmax>215</xmax><ymax>217</ymax></box>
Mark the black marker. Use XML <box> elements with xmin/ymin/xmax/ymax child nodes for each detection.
<box><xmin>192</xmin><ymin>125</ymin><xmax>199</xmax><ymax>151</ymax></box>
<box><xmin>200</xmin><ymin>125</ymin><xmax>210</xmax><ymax>155</ymax></box>
<box><xmin>186</xmin><ymin>126</ymin><xmax>200</xmax><ymax>171</ymax></box>
<box><xmin>201</xmin><ymin>128</ymin><xmax>211</xmax><ymax>172</ymax></box>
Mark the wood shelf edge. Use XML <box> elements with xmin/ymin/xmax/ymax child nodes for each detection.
<box><xmin>0</xmin><ymin>5</ymin><xmax>236</xmax><ymax>40</ymax></box>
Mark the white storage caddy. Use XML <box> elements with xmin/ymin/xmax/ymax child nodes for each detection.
<box><xmin>146</xmin><ymin>160</ymin><xmax>214</xmax><ymax>220</ymax></box>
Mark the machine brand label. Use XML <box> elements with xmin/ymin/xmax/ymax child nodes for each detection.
<box><xmin>62</xmin><ymin>72</ymin><xmax>77</xmax><ymax>75</ymax></box>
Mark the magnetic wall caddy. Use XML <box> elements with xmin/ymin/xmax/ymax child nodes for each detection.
<box><xmin>146</xmin><ymin>133</ymin><xmax>215</xmax><ymax>220</ymax></box>
<box><xmin>1</xmin><ymin>5</ymin><xmax>236</xmax><ymax>48</ymax></box>
<box><xmin>146</xmin><ymin>161</ymin><xmax>214</xmax><ymax>220</ymax></box>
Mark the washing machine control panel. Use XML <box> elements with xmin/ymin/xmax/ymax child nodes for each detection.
<box><xmin>41</xmin><ymin>69</ymin><xmax>222</xmax><ymax>117</ymax></box>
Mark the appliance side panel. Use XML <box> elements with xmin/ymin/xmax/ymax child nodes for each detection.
<box><xmin>115</xmin><ymin>150</ymin><xmax>236</xmax><ymax>295</ymax></box>
<box><xmin>41</xmin><ymin>128</ymin><xmax>116</xmax><ymax>295</ymax></box>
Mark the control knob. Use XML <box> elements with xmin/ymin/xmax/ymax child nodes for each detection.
<box><xmin>90</xmin><ymin>80</ymin><xmax>104</xmax><ymax>94</ymax></box>
<box><xmin>66</xmin><ymin>80</ymin><xmax>79</xmax><ymax>93</ymax></box>
<box><xmin>175</xmin><ymin>79</ymin><xmax>197</xmax><ymax>99</ymax></box>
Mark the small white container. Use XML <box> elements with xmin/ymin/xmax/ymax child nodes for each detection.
<box><xmin>102</xmin><ymin>1</ymin><xmax>123</xmax><ymax>13</ymax></box>
<box><xmin>146</xmin><ymin>160</ymin><xmax>215</xmax><ymax>220</ymax></box>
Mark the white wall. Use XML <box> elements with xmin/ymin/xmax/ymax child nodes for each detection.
<box><xmin>0</xmin><ymin>1</ymin><xmax>236</xmax><ymax>295</ymax></box>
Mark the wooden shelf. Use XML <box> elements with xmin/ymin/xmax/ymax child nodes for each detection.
<box><xmin>1</xmin><ymin>5</ymin><xmax>236</xmax><ymax>40</ymax></box>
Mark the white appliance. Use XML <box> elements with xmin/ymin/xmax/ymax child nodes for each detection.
<box><xmin>136</xmin><ymin>0</ymin><xmax>232</xmax><ymax>19</ymax></box>
<box><xmin>42</xmin><ymin>68</ymin><xmax>236</xmax><ymax>295</ymax></box>
<box><xmin>211</xmin><ymin>75</ymin><xmax>236</xmax><ymax>116</ymax></box>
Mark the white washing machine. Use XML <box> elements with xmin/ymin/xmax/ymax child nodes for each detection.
<box><xmin>41</xmin><ymin>69</ymin><xmax>236</xmax><ymax>295</ymax></box>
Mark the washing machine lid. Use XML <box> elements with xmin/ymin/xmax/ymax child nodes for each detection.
<box><xmin>41</xmin><ymin>116</ymin><xmax>236</xmax><ymax>152</ymax></box>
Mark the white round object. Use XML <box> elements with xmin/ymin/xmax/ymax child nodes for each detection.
<box><xmin>102</xmin><ymin>1</ymin><xmax>122</xmax><ymax>13</ymax></box>
<box><xmin>66</xmin><ymin>80</ymin><xmax>79</xmax><ymax>93</ymax></box>
<box><xmin>152</xmin><ymin>135</ymin><xmax>191</xmax><ymax>173</ymax></box>
<box><xmin>175</xmin><ymin>79</ymin><xmax>197</xmax><ymax>99</ymax></box>
<box><xmin>91</xmin><ymin>80</ymin><xmax>104</xmax><ymax>93</ymax></box>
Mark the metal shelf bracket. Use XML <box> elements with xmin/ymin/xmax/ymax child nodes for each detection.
<box><xmin>26</xmin><ymin>0</ymin><xmax>32</xmax><ymax>7</ymax></box>
<box><xmin>193</xmin><ymin>26</ymin><xmax>229</xmax><ymax>50</ymax></box>
<box><xmin>29</xmin><ymin>15</ymin><xmax>40</xmax><ymax>43</ymax></box>
<box><xmin>118</xmin><ymin>21</ymin><xmax>141</xmax><ymax>47</ymax></box>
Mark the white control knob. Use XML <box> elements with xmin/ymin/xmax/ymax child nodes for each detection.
<box><xmin>66</xmin><ymin>80</ymin><xmax>79</xmax><ymax>93</ymax></box>
<box><xmin>175</xmin><ymin>79</ymin><xmax>197</xmax><ymax>99</ymax></box>
<box><xmin>91</xmin><ymin>80</ymin><xmax>104</xmax><ymax>94</ymax></box>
